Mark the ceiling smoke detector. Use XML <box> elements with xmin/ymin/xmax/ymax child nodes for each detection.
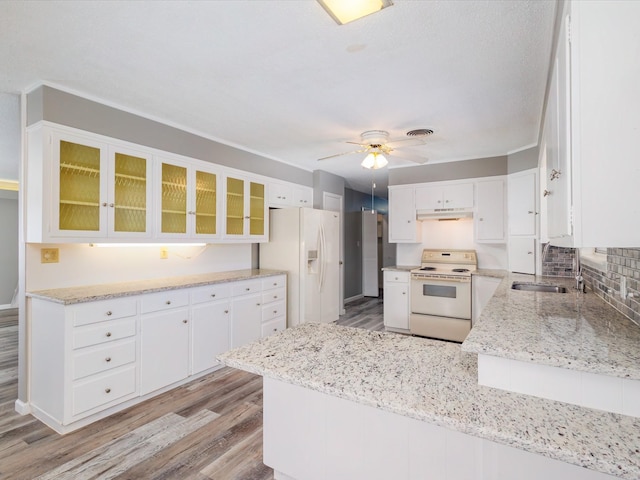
<box><xmin>406</xmin><ymin>128</ymin><xmax>434</xmax><ymax>137</ymax></box>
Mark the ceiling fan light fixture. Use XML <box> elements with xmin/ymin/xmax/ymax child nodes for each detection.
<box><xmin>361</xmin><ymin>152</ymin><xmax>388</xmax><ymax>170</ymax></box>
<box><xmin>317</xmin><ymin>0</ymin><xmax>393</xmax><ymax>25</ymax></box>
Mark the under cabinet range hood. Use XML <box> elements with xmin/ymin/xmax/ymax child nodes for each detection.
<box><xmin>416</xmin><ymin>208</ymin><xmax>474</xmax><ymax>221</ymax></box>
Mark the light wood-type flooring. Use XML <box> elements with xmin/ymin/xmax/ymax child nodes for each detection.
<box><xmin>0</xmin><ymin>296</ymin><xmax>383</xmax><ymax>479</ymax></box>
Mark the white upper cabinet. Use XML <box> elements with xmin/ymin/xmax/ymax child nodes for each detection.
<box><xmin>268</xmin><ymin>181</ymin><xmax>312</xmax><ymax>208</ymax></box>
<box><xmin>544</xmin><ymin>1</ymin><xmax>640</xmax><ymax>247</ymax></box>
<box><xmin>475</xmin><ymin>178</ymin><xmax>506</xmax><ymax>243</ymax></box>
<box><xmin>415</xmin><ymin>183</ymin><xmax>474</xmax><ymax>210</ymax></box>
<box><xmin>508</xmin><ymin>170</ymin><xmax>537</xmax><ymax>236</ymax></box>
<box><xmin>224</xmin><ymin>174</ymin><xmax>268</xmax><ymax>242</ymax></box>
<box><xmin>388</xmin><ymin>186</ymin><xmax>421</xmax><ymax>243</ymax></box>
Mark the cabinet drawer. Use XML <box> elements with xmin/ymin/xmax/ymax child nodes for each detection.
<box><xmin>262</xmin><ymin>288</ymin><xmax>286</xmax><ymax>305</ymax></box>
<box><xmin>73</xmin><ymin>318</ymin><xmax>136</xmax><ymax>349</ymax></box>
<box><xmin>262</xmin><ymin>275</ymin><xmax>286</xmax><ymax>290</ymax></box>
<box><xmin>191</xmin><ymin>284</ymin><xmax>230</xmax><ymax>304</ymax></box>
<box><xmin>262</xmin><ymin>301</ymin><xmax>286</xmax><ymax>322</ymax></box>
<box><xmin>384</xmin><ymin>271</ymin><xmax>410</xmax><ymax>284</ymax></box>
<box><xmin>72</xmin><ymin>365</ymin><xmax>136</xmax><ymax>417</ymax></box>
<box><xmin>231</xmin><ymin>280</ymin><xmax>262</xmax><ymax>297</ymax></box>
<box><xmin>73</xmin><ymin>339</ymin><xmax>136</xmax><ymax>380</ymax></box>
<box><xmin>140</xmin><ymin>289</ymin><xmax>189</xmax><ymax>313</ymax></box>
<box><xmin>72</xmin><ymin>297</ymin><xmax>137</xmax><ymax>327</ymax></box>
<box><xmin>261</xmin><ymin>317</ymin><xmax>286</xmax><ymax>338</ymax></box>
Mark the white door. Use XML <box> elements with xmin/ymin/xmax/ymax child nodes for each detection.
<box><xmin>508</xmin><ymin>171</ymin><xmax>537</xmax><ymax>236</ymax></box>
<box><xmin>509</xmin><ymin>237</ymin><xmax>536</xmax><ymax>275</ymax></box>
<box><xmin>362</xmin><ymin>211</ymin><xmax>379</xmax><ymax>297</ymax></box>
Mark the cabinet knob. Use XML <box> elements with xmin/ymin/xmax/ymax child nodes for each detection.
<box><xmin>256</xmin><ymin>303</ymin><xmax>261</xmax><ymax>306</ymax></box>
<box><xmin>407</xmin><ymin>220</ymin><xmax>411</xmax><ymax>223</ymax></box>
<box><xmin>245</xmin><ymin>287</ymin><xmax>250</xmax><ymax>291</ymax></box>
<box><xmin>479</xmin><ymin>218</ymin><xmax>484</xmax><ymax>221</ymax></box>
<box><xmin>527</xmin><ymin>251</ymin><xmax>533</xmax><ymax>255</ymax></box>
<box><xmin>105</xmin><ymin>357</ymin><xmax>111</xmax><ymax>362</ymax></box>
<box><xmin>106</xmin><ymin>311</ymin><xmax>112</xmax><ymax>316</ymax></box>
<box><xmin>109</xmin><ymin>203</ymin><xmax>114</xmax><ymax>208</ymax></box>
<box><xmin>273</xmin><ymin>310</ymin><xmax>278</xmax><ymax>314</ymax></box>
<box><xmin>273</xmin><ymin>295</ymin><xmax>278</xmax><ymax>299</ymax></box>
<box><xmin>166</xmin><ymin>300</ymin><xmax>171</xmax><ymax>305</ymax></box>
<box><xmin>402</xmin><ymin>292</ymin><xmax>406</xmax><ymax>295</ymax></box>
<box><xmin>102</xmin><ymin>202</ymin><xmax>108</xmax><ymax>207</ymax></box>
<box><xmin>527</xmin><ymin>211</ymin><xmax>534</xmax><ymax>214</ymax></box>
<box><xmin>244</xmin><ymin>216</ymin><xmax>250</xmax><ymax>219</ymax></box>
<box><xmin>395</xmin><ymin>276</ymin><xmax>398</xmax><ymax>280</ymax></box>
<box><xmin>211</xmin><ymin>293</ymin><xmax>216</xmax><ymax>297</ymax></box>
<box><xmin>445</xmin><ymin>200</ymin><xmax>450</xmax><ymax>203</ymax></box>
<box><xmin>543</xmin><ymin>189</ymin><xmax>551</xmax><ymax>197</ymax></box>
<box><xmin>273</xmin><ymin>328</ymin><xmax>278</xmax><ymax>332</ymax></box>
<box><xmin>182</xmin><ymin>319</ymin><xmax>188</xmax><ymax>324</ymax></box>
<box><xmin>105</xmin><ymin>388</ymin><xmax>111</xmax><ymax>394</ymax></box>
<box><xmin>437</xmin><ymin>200</ymin><xmax>442</xmax><ymax>203</ymax></box>
<box><xmin>550</xmin><ymin>169</ymin><xmax>561</xmax><ymax>181</ymax></box>
<box><xmin>224</xmin><ymin>310</ymin><xmax>229</xmax><ymax>314</ymax></box>
<box><xmin>106</xmin><ymin>332</ymin><xmax>112</xmax><ymax>337</ymax></box>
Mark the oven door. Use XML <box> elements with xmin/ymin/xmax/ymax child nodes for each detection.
<box><xmin>410</xmin><ymin>276</ymin><xmax>471</xmax><ymax>319</ymax></box>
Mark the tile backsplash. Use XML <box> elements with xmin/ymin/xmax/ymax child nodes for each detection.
<box><xmin>543</xmin><ymin>245</ymin><xmax>640</xmax><ymax>326</ymax></box>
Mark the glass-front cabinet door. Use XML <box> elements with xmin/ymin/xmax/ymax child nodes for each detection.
<box><xmin>160</xmin><ymin>161</ymin><xmax>189</xmax><ymax>236</ymax></box>
<box><xmin>52</xmin><ymin>133</ymin><xmax>108</xmax><ymax>237</ymax></box>
<box><xmin>194</xmin><ymin>169</ymin><xmax>218</xmax><ymax>236</ymax></box>
<box><xmin>108</xmin><ymin>147</ymin><xmax>152</xmax><ymax>238</ymax></box>
<box><xmin>224</xmin><ymin>174</ymin><xmax>267</xmax><ymax>240</ymax></box>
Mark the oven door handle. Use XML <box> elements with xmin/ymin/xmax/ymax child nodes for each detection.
<box><xmin>411</xmin><ymin>276</ymin><xmax>471</xmax><ymax>283</ymax></box>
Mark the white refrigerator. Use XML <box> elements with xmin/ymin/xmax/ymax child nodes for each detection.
<box><xmin>259</xmin><ymin>207</ymin><xmax>340</xmax><ymax>327</ymax></box>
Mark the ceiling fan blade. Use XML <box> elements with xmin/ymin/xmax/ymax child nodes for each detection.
<box><xmin>317</xmin><ymin>149</ymin><xmax>367</xmax><ymax>161</ymax></box>
<box><xmin>386</xmin><ymin>137</ymin><xmax>428</xmax><ymax>148</ymax></box>
<box><xmin>389</xmin><ymin>151</ymin><xmax>429</xmax><ymax>164</ymax></box>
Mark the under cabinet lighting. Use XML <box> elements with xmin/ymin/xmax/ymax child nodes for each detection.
<box><xmin>317</xmin><ymin>0</ymin><xmax>393</xmax><ymax>25</ymax></box>
<box><xmin>89</xmin><ymin>243</ymin><xmax>207</xmax><ymax>248</ymax></box>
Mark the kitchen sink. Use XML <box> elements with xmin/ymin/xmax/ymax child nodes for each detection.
<box><xmin>511</xmin><ymin>282</ymin><xmax>567</xmax><ymax>293</ymax></box>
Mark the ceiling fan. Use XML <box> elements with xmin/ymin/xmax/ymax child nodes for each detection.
<box><xmin>318</xmin><ymin>129</ymin><xmax>433</xmax><ymax>169</ymax></box>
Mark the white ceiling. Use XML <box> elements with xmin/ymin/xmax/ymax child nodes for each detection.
<box><xmin>0</xmin><ymin>0</ymin><xmax>556</xmax><ymax>195</ymax></box>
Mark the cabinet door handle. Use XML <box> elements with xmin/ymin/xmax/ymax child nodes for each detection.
<box><xmin>105</xmin><ymin>357</ymin><xmax>111</xmax><ymax>362</ymax></box>
<box><xmin>182</xmin><ymin>319</ymin><xmax>188</xmax><ymax>324</ymax></box>
<box><xmin>106</xmin><ymin>332</ymin><xmax>112</xmax><ymax>337</ymax></box>
<box><xmin>166</xmin><ymin>300</ymin><xmax>171</xmax><ymax>305</ymax></box>
<box><xmin>105</xmin><ymin>388</ymin><xmax>111</xmax><ymax>394</ymax></box>
<box><xmin>245</xmin><ymin>287</ymin><xmax>250</xmax><ymax>291</ymax></box>
<box><xmin>550</xmin><ymin>169</ymin><xmax>561</xmax><ymax>181</ymax></box>
<box><xmin>402</xmin><ymin>292</ymin><xmax>406</xmax><ymax>295</ymax></box>
<box><xmin>106</xmin><ymin>311</ymin><xmax>113</xmax><ymax>316</ymax></box>
<box><xmin>273</xmin><ymin>310</ymin><xmax>278</xmax><ymax>314</ymax></box>
<box><xmin>527</xmin><ymin>251</ymin><xmax>533</xmax><ymax>255</ymax></box>
<box><xmin>528</xmin><ymin>211</ymin><xmax>534</xmax><ymax>214</ymax></box>
<box><xmin>256</xmin><ymin>303</ymin><xmax>261</xmax><ymax>306</ymax></box>
<box><xmin>479</xmin><ymin>218</ymin><xmax>484</xmax><ymax>221</ymax></box>
<box><xmin>224</xmin><ymin>310</ymin><xmax>229</xmax><ymax>314</ymax></box>
<box><xmin>244</xmin><ymin>216</ymin><xmax>250</xmax><ymax>219</ymax></box>
<box><xmin>211</xmin><ymin>293</ymin><xmax>216</xmax><ymax>297</ymax></box>
<box><xmin>543</xmin><ymin>189</ymin><xmax>551</xmax><ymax>197</ymax></box>
<box><xmin>273</xmin><ymin>328</ymin><xmax>278</xmax><ymax>332</ymax></box>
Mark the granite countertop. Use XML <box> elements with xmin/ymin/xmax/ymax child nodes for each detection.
<box><xmin>381</xmin><ymin>265</ymin><xmax>419</xmax><ymax>272</ymax></box>
<box><xmin>462</xmin><ymin>273</ymin><xmax>640</xmax><ymax>380</ymax></box>
<box><xmin>218</xmin><ymin>322</ymin><xmax>640</xmax><ymax>479</ymax></box>
<box><xmin>473</xmin><ymin>268</ymin><xmax>508</xmax><ymax>278</ymax></box>
<box><xmin>26</xmin><ymin>268</ymin><xmax>286</xmax><ymax>305</ymax></box>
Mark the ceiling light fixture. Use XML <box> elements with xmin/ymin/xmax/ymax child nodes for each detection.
<box><xmin>361</xmin><ymin>152</ymin><xmax>388</xmax><ymax>170</ymax></box>
<box><xmin>317</xmin><ymin>0</ymin><xmax>393</xmax><ymax>25</ymax></box>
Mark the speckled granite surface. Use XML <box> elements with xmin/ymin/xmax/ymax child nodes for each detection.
<box><xmin>381</xmin><ymin>265</ymin><xmax>419</xmax><ymax>272</ymax></box>
<box><xmin>462</xmin><ymin>273</ymin><xmax>640</xmax><ymax>380</ymax></box>
<box><xmin>26</xmin><ymin>269</ymin><xmax>286</xmax><ymax>305</ymax></box>
<box><xmin>218</xmin><ymin>322</ymin><xmax>640</xmax><ymax>479</ymax></box>
<box><xmin>473</xmin><ymin>268</ymin><xmax>508</xmax><ymax>278</ymax></box>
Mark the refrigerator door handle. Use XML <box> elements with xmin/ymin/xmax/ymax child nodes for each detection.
<box><xmin>316</xmin><ymin>226</ymin><xmax>323</xmax><ymax>293</ymax></box>
<box><xmin>319</xmin><ymin>224</ymin><xmax>326</xmax><ymax>292</ymax></box>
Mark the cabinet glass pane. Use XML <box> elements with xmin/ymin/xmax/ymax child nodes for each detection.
<box><xmin>161</xmin><ymin>163</ymin><xmax>187</xmax><ymax>234</ymax></box>
<box><xmin>195</xmin><ymin>170</ymin><xmax>217</xmax><ymax>235</ymax></box>
<box><xmin>226</xmin><ymin>177</ymin><xmax>244</xmax><ymax>235</ymax></box>
<box><xmin>59</xmin><ymin>140</ymin><xmax>101</xmax><ymax>231</ymax></box>
<box><xmin>114</xmin><ymin>153</ymin><xmax>147</xmax><ymax>233</ymax></box>
<box><xmin>249</xmin><ymin>182</ymin><xmax>265</xmax><ymax>236</ymax></box>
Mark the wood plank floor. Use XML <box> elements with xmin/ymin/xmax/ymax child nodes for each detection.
<box><xmin>0</xmin><ymin>298</ymin><xmax>382</xmax><ymax>479</ymax></box>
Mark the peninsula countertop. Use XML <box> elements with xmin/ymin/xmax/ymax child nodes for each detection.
<box><xmin>462</xmin><ymin>273</ymin><xmax>640</xmax><ymax>380</ymax></box>
<box><xmin>26</xmin><ymin>268</ymin><xmax>286</xmax><ymax>305</ymax></box>
<box><xmin>218</xmin><ymin>322</ymin><xmax>640</xmax><ymax>479</ymax></box>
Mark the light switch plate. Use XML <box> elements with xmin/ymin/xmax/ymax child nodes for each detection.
<box><xmin>41</xmin><ymin>248</ymin><xmax>59</xmax><ymax>263</ymax></box>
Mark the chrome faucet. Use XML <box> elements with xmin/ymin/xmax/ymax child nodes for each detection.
<box><xmin>574</xmin><ymin>248</ymin><xmax>585</xmax><ymax>293</ymax></box>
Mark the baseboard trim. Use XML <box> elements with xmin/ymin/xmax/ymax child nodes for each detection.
<box><xmin>344</xmin><ymin>294</ymin><xmax>364</xmax><ymax>304</ymax></box>
<box><xmin>15</xmin><ymin>399</ymin><xmax>31</xmax><ymax>415</ymax></box>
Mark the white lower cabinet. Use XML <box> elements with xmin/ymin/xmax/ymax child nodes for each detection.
<box><xmin>28</xmin><ymin>273</ymin><xmax>286</xmax><ymax>434</ymax></box>
<box><xmin>383</xmin><ymin>271</ymin><xmax>410</xmax><ymax>332</ymax></box>
<box><xmin>140</xmin><ymin>308</ymin><xmax>190</xmax><ymax>396</ymax></box>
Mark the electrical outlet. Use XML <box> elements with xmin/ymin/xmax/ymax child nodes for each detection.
<box><xmin>41</xmin><ymin>248</ymin><xmax>59</xmax><ymax>263</ymax></box>
<box><xmin>160</xmin><ymin>248</ymin><xmax>168</xmax><ymax>260</ymax></box>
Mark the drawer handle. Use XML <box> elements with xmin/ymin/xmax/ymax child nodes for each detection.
<box><xmin>105</xmin><ymin>388</ymin><xmax>111</xmax><ymax>394</ymax></box>
<box><xmin>211</xmin><ymin>293</ymin><xmax>216</xmax><ymax>297</ymax></box>
<box><xmin>105</xmin><ymin>357</ymin><xmax>111</xmax><ymax>362</ymax></box>
<box><xmin>273</xmin><ymin>328</ymin><xmax>278</xmax><ymax>332</ymax></box>
<box><xmin>224</xmin><ymin>310</ymin><xmax>229</xmax><ymax>314</ymax></box>
<box><xmin>273</xmin><ymin>282</ymin><xmax>277</xmax><ymax>286</ymax></box>
<box><xmin>166</xmin><ymin>300</ymin><xmax>171</xmax><ymax>305</ymax></box>
<box><xmin>245</xmin><ymin>287</ymin><xmax>250</xmax><ymax>291</ymax></box>
<box><xmin>273</xmin><ymin>295</ymin><xmax>278</xmax><ymax>299</ymax></box>
<box><xmin>106</xmin><ymin>311</ymin><xmax>113</xmax><ymax>316</ymax></box>
<box><xmin>106</xmin><ymin>332</ymin><xmax>112</xmax><ymax>337</ymax></box>
<box><xmin>257</xmin><ymin>303</ymin><xmax>261</xmax><ymax>306</ymax></box>
<box><xmin>182</xmin><ymin>319</ymin><xmax>188</xmax><ymax>324</ymax></box>
<box><xmin>273</xmin><ymin>310</ymin><xmax>278</xmax><ymax>314</ymax></box>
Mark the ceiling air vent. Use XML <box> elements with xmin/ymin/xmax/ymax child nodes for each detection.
<box><xmin>406</xmin><ymin>128</ymin><xmax>434</xmax><ymax>137</ymax></box>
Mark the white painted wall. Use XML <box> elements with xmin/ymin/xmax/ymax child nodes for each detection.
<box><xmin>25</xmin><ymin>243</ymin><xmax>252</xmax><ymax>291</ymax></box>
<box><xmin>396</xmin><ymin>219</ymin><xmax>507</xmax><ymax>269</ymax></box>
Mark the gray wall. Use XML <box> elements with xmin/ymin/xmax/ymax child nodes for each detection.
<box><xmin>28</xmin><ymin>86</ymin><xmax>313</xmax><ymax>187</ymax></box>
<box><xmin>508</xmin><ymin>146</ymin><xmax>539</xmax><ymax>174</ymax></box>
<box><xmin>0</xmin><ymin>191</ymin><xmax>18</xmax><ymax>304</ymax></box>
<box><xmin>388</xmin><ymin>155</ymin><xmax>508</xmax><ymax>186</ymax></box>
<box><xmin>344</xmin><ymin>211</ymin><xmax>362</xmax><ymax>300</ymax></box>
<box><xmin>0</xmin><ymin>93</ymin><xmax>20</xmax><ymax>181</ymax></box>
<box><xmin>313</xmin><ymin>170</ymin><xmax>345</xmax><ymax>208</ymax></box>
